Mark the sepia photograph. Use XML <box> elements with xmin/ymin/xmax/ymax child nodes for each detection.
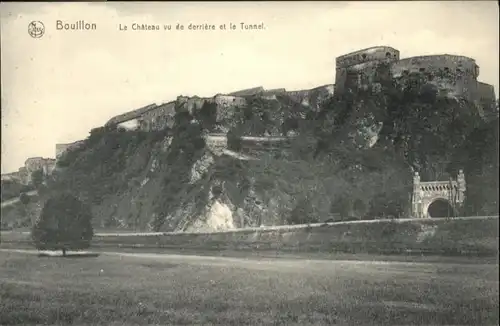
<box><xmin>1</xmin><ymin>1</ymin><xmax>499</xmax><ymax>325</ymax></box>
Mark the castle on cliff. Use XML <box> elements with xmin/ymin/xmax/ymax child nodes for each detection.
<box><xmin>99</xmin><ymin>45</ymin><xmax>496</xmax><ymax>135</ymax></box>
<box><xmin>1</xmin><ymin>157</ymin><xmax>56</xmax><ymax>185</ymax></box>
<box><xmin>3</xmin><ymin>45</ymin><xmax>496</xmax><ymax>181</ymax></box>
<box><xmin>334</xmin><ymin>45</ymin><xmax>497</xmax><ymax>118</ymax></box>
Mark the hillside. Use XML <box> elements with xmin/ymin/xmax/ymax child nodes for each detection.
<box><xmin>0</xmin><ymin>180</ymin><xmax>34</xmax><ymax>202</ymax></box>
<box><xmin>1</xmin><ymin>75</ymin><xmax>498</xmax><ymax>232</ymax></box>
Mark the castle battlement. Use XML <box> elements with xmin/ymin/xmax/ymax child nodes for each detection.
<box><xmin>334</xmin><ymin>46</ymin><xmax>494</xmax><ymax>107</ymax></box>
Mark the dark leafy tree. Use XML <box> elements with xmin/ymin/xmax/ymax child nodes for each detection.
<box><xmin>31</xmin><ymin>194</ymin><xmax>94</xmax><ymax>256</ymax></box>
<box><xmin>19</xmin><ymin>192</ymin><xmax>31</xmax><ymax>205</ymax></box>
<box><xmin>31</xmin><ymin>169</ymin><xmax>44</xmax><ymax>189</ymax></box>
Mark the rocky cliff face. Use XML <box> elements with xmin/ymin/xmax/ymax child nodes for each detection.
<box><xmin>43</xmin><ymin>91</ymin><xmax>333</xmax><ymax>232</ymax></box>
<box><xmin>4</xmin><ymin>81</ymin><xmax>497</xmax><ymax>232</ymax></box>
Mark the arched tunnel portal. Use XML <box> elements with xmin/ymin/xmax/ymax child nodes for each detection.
<box><xmin>427</xmin><ymin>198</ymin><xmax>457</xmax><ymax>218</ymax></box>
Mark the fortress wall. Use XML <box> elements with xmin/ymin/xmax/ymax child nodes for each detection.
<box><xmin>55</xmin><ymin>140</ymin><xmax>85</xmax><ymax>159</ymax></box>
<box><xmin>228</xmin><ymin>86</ymin><xmax>264</xmax><ymax>97</ymax></box>
<box><xmin>189</xmin><ymin>97</ymin><xmax>209</xmax><ymax>112</ymax></box>
<box><xmin>204</xmin><ymin>134</ymin><xmax>228</xmax><ymax>151</ymax></box>
<box><xmin>336</xmin><ymin>46</ymin><xmax>400</xmax><ymax>69</ymax></box>
<box><xmin>337</xmin><ymin>60</ymin><xmax>394</xmax><ymax>95</ymax></box>
<box><xmin>285</xmin><ymin>89</ymin><xmax>310</xmax><ymax>103</ymax></box>
<box><xmin>105</xmin><ymin>94</ymin><xmax>248</xmax><ymax>134</ymax></box>
<box><xmin>22</xmin><ymin>157</ymin><xmax>56</xmax><ymax>183</ymax></box>
<box><xmin>214</xmin><ymin>95</ymin><xmax>246</xmax><ymax>108</ymax></box>
<box><xmin>262</xmin><ymin>94</ymin><xmax>278</xmax><ymax>100</ymax></box>
<box><xmin>138</xmin><ymin>101</ymin><xmax>176</xmax><ymax>131</ymax></box>
<box><xmin>334</xmin><ymin>48</ymin><xmax>485</xmax><ymax>103</ymax></box>
<box><xmin>117</xmin><ymin>119</ymin><xmax>140</xmax><ymax>131</ymax></box>
<box><xmin>391</xmin><ymin>55</ymin><xmax>479</xmax><ymax>77</ymax></box>
<box><xmin>262</xmin><ymin>88</ymin><xmax>286</xmax><ymax>96</ymax></box>
<box><xmin>105</xmin><ymin>103</ymin><xmax>158</xmax><ymax>127</ymax></box>
<box><xmin>103</xmin><ymin>84</ymin><xmax>333</xmax><ymax>134</ymax></box>
<box><xmin>477</xmin><ymin>82</ymin><xmax>497</xmax><ymax>114</ymax></box>
<box><xmin>341</xmin><ymin>61</ymin><xmax>382</xmax><ymax>93</ymax></box>
<box><xmin>286</xmin><ymin>84</ymin><xmax>334</xmax><ymax>110</ymax></box>
<box><xmin>307</xmin><ymin>84</ymin><xmax>336</xmax><ymax>110</ymax></box>
<box><xmin>335</xmin><ymin>46</ymin><xmax>400</xmax><ymax>94</ymax></box>
<box><xmin>42</xmin><ymin>160</ymin><xmax>56</xmax><ymax>175</ymax></box>
<box><xmin>334</xmin><ymin>67</ymin><xmax>347</xmax><ymax>94</ymax></box>
<box><xmin>176</xmin><ymin>96</ymin><xmax>209</xmax><ymax>114</ymax></box>
<box><xmin>391</xmin><ymin>55</ymin><xmax>479</xmax><ymax>101</ymax></box>
<box><xmin>213</xmin><ymin>95</ymin><xmax>247</xmax><ymax>125</ymax></box>
<box><xmin>24</xmin><ymin>157</ymin><xmax>45</xmax><ymax>172</ymax></box>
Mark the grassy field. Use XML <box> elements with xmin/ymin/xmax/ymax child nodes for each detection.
<box><xmin>0</xmin><ymin>250</ymin><xmax>498</xmax><ymax>325</ymax></box>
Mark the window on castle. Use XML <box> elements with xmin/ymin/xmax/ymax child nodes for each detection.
<box><xmin>444</xmin><ymin>67</ymin><xmax>450</xmax><ymax>73</ymax></box>
<box><xmin>385</xmin><ymin>52</ymin><xmax>391</xmax><ymax>58</ymax></box>
<box><xmin>419</xmin><ymin>68</ymin><xmax>426</xmax><ymax>72</ymax></box>
<box><xmin>403</xmin><ymin>70</ymin><xmax>409</xmax><ymax>75</ymax></box>
<box><xmin>362</xmin><ymin>53</ymin><xmax>367</xmax><ymax>60</ymax></box>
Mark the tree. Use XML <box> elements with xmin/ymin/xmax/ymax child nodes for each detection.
<box><xmin>16</xmin><ymin>192</ymin><xmax>31</xmax><ymax>224</ymax></box>
<box><xmin>19</xmin><ymin>192</ymin><xmax>31</xmax><ymax>205</ymax></box>
<box><xmin>31</xmin><ymin>169</ymin><xmax>44</xmax><ymax>189</ymax></box>
<box><xmin>31</xmin><ymin>193</ymin><xmax>94</xmax><ymax>256</ymax></box>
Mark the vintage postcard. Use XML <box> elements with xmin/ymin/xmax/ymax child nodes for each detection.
<box><xmin>1</xmin><ymin>2</ymin><xmax>498</xmax><ymax>325</ymax></box>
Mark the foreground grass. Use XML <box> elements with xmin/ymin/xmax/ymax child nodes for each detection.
<box><xmin>0</xmin><ymin>251</ymin><xmax>498</xmax><ymax>325</ymax></box>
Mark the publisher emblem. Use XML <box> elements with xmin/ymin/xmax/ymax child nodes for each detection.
<box><xmin>28</xmin><ymin>21</ymin><xmax>45</xmax><ymax>38</ymax></box>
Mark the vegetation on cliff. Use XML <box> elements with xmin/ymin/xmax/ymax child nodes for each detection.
<box><xmin>4</xmin><ymin>71</ymin><xmax>497</xmax><ymax>231</ymax></box>
<box><xmin>453</xmin><ymin>116</ymin><xmax>499</xmax><ymax>215</ymax></box>
<box><xmin>0</xmin><ymin>180</ymin><xmax>34</xmax><ymax>202</ymax></box>
<box><xmin>316</xmin><ymin>70</ymin><xmax>495</xmax><ymax>221</ymax></box>
<box><xmin>52</xmin><ymin>126</ymin><xmax>170</xmax><ymax>205</ymax></box>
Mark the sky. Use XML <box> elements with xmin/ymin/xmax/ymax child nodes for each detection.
<box><xmin>1</xmin><ymin>1</ymin><xmax>499</xmax><ymax>173</ymax></box>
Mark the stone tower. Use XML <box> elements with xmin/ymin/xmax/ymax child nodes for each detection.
<box><xmin>334</xmin><ymin>46</ymin><xmax>400</xmax><ymax>94</ymax></box>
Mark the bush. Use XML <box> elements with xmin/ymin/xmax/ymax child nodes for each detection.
<box><xmin>31</xmin><ymin>193</ymin><xmax>94</xmax><ymax>256</ymax></box>
<box><xmin>31</xmin><ymin>169</ymin><xmax>44</xmax><ymax>189</ymax></box>
<box><xmin>19</xmin><ymin>193</ymin><xmax>31</xmax><ymax>205</ymax></box>
<box><xmin>1</xmin><ymin>180</ymin><xmax>34</xmax><ymax>202</ymax></box>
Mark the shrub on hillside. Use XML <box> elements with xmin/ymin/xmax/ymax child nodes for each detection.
<box><xmin>19</xmin><ymin>192</ymin><xmax>31</xmax><ymax>205</ymax></box>
<box><xmin>1</xmin><ymin>180</ymin><xmax>34</xmax><ymax>202</ymax></box>
<box><xmin>31</xmin><ymin>169</ymin><xmax>44</xmax><ymax>189</ymax></box>
<box><xmin>31</xmin><ymin>193</ymin><xmax>94</xmax><ymax>256</ymax></box>
<box><xmin>288</xmin><ymin>197</ymin><xmax>319</xmax><ymax>225</ymax></box>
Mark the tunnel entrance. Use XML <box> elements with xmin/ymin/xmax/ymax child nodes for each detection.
<box><xmin>427</xmin><ymin>199</ymin><xmax>455</xmax><ymax>218</ymax></box>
